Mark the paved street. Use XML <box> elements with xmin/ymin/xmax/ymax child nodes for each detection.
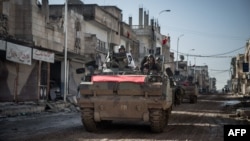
<box><xmin>0</xmin><ymin>94</ymin><xmax>249</xmax><ymax>141</ymax></box>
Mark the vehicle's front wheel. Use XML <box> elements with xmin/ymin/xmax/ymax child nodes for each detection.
<box><xmin>81</xmin><ymin>108</ymin><xmax>97</xmax><ymax>132</ymax></box>
<box><xmin>149</xmin><ymin>109</ymin><xmax>165</xmax><ymax>133</ymax></box>
<box><xmin>165</xmin><ymin>108</ymin><xmax>171</xmax><ymax>126</ymax></box>
<box><xmin>190</xmin><ymin>95</ymin><xmax>197</xmax><ymax>104</ymax></box>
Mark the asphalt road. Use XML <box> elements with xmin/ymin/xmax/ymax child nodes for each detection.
<box><xmin>0</xmin><ymin>94</ymin><xmax>249</xmax><ymax>141</ymax></box>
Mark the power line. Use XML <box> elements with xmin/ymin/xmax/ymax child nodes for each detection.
<box><xmin>192</xmin><ymin>54</ymin><xmax>233</xmax><ymax>58</ymax></box>
<box><xmin>170</xmin><ymin>46</ymin><xmax>245</xmax><ymax>58</ymax></box>
<box><xmin>205</xmin><ymin>46</ymin><xmax>245</xmax><ymax>57</ymax></box>
<box><xmin>170</xmin><ymin>49</ymin><xmax>233</xmax><ymax>58</ymax></box>
<box><xmin>163</xmin><ymin>25</ymin><xmax>249</xmax><ymax>41</ymax></box>
<box><xmin>209</xmin><ymin>69</ymin><xmax>230</xmax><ymax>72</ymax></box>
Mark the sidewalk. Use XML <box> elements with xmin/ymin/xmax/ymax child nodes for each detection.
<box><xmin>225</xmin><ymin>93</ymin><xmax>250</xmax><ymax>121</ymax></box>
<box><xmin>0</xmin><ymin>100</ymin><xmax>77</xmax><ymax>118</ymax></box>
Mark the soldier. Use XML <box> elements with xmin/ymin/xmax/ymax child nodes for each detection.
<box><xmin>140</xmin><ymin>56</ymin><xmax>148</xmax><ymax>73</ymax></box>
<box><xmin>118</xmin><ymin>45</ymin><xmax>126</xmax><ymax>53</ymax></box>
<box><xmin>174</xmin><ymin>85</ymin><xmax>185</xmax><ymax>105</ymax></box>
<box><xmin>155</xmin><ymin>57</ymin><xmax>162</xmax><ymax>72</ymax></box>
<box><xmin>113</xmin><ymin>45</ymin><xmax>128</xmax><ymax>70</ymax></box>
<box><xmin>143</xmin><ymin>55</ymin><xmax>160</xmax><ymax>74</ymax></box>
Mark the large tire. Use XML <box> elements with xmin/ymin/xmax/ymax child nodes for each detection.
<box><xmin>149</xmin><ymin>109</ymin><xmax>165</xmax><ymax>133</ymax></box>
<box><xmin>98</xmin><ymin>120</ymin><xmax>112</xmax><ymax>128</ymax></box>
<box><xmin>190</xmin><ymin>95</ymin><xmax>197</xmax><ymax>104</ymax></box>
<box><xmin>81</xmin><ymin>108</ymin><xmax>97</xmax><ymax>132</ymax></box>
<box><xmin>189</xmin><ymin>95</ymin><xmax>194</xmax><ymax>103</ymax></box>
<box><xmin>194</xmin><ymin>95</ymin><xmax>198</xmax><ymax>103</ymax></box>
<box><xmin>174</xmin><ymin>88</ymin><xmax>183</xmax><ymax>105</ymax></box>
<box><xmin>162</xmin><ymin>109</ymin><xmax>167</xmax><ymax>126</ymax></box>
<box><xmin>165</xmin><ymin>109</ymin><xmax>171</xmax><ymax>126</ymax></box>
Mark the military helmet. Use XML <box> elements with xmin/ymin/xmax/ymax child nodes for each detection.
<box><xmin>156</xmin><ymin>57</ymin><xmax>161</xmax><ymax>61</ymax></box>
<box><xmin>119</xmin><ymin>45</ymin><xmax>125</xmax><ymax>52</ymax></box>
<box><xmin>147</xmin><ymin>54</ymin><xmax>154</xmax><ymax>59</ymax></box>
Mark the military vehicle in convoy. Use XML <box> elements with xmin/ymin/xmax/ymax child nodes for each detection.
<box><xmin>76</xmin><ymin>46</ymin><xmax>173</xmax><ymax>133</ymax></box>
<box><xmin>182</xmin><ymin>82</ymin><xmax>198</xmax><ymax>103</ymax></box>
<box><xmin>173</xmin><ymin>76</ymin><xmax>198</xmax><ymax>104</ymax></box>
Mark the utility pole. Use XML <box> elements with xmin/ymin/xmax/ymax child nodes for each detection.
<box><xmin>63</xmin><ymin>0</ymin><xmax>68</xmax><ymax>102</ymax></box>
<box><xmin>176</xmin><ymin>34</ymin><xmax>184</xmax><ymax>73</ymax></box>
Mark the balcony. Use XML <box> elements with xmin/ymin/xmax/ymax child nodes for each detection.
<box><xmin>132</xmin><ymin>25</ymin><xmax>152</xmax><ymax>36</ymax></box>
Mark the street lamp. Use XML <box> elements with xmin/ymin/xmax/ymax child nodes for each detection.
<box><xmin>157</xmin><ymin>9</ymin><xmax>171</xmax><ymax>29</ymax></box>
<box><xmin>158</xmin><ymin>9</ymin><xmax>171</xmax><ymax>15</ymax></box>
<box><xmin>187</xmin><ymin>49</ymin><xmax>195</xmax><ymax>66</ymax></box>
<box><xmin>153</xmin><ymin>9</ymin><xmax>171</xmax><ymax>57</ymax></box>
<box><xmin>176</xmin><ymin>34</ymin><xmax>184</xmax><ymax>72</ymax></box>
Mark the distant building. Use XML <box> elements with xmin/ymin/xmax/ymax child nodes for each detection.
<box><xmin>230</xmin><ymin>39</ymin><xmax>250</xmax><ymax>95</ymax></box>
<box><xmin>188</xmin><ymin>65</ymin><xmax>209</xmax><ymax>93</ymax></box>
<box><xmin>209</xmin><ymin>77</ymin><xmax>216</xmax><ymax>93</ymax></box>
<box><xmin>131</xmin><ymin>7</ymin><xmax>172</xmax><ymax>71</ymax></box>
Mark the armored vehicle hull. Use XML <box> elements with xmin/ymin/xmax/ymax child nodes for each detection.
<box><xmin>77</xmin><ymin>74</ymin><xmax>173</xmax><ymax>133</ymax></box>
<box><xmin>182</xmin><ymin>85</ymin><xmax>198</xmax><ymax>103</ymax></box>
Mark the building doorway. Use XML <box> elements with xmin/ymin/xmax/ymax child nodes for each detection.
<box><xmin>49</xmin><ymin>61</ymin><xmax>62</xmax><ymax>101</ymax></box>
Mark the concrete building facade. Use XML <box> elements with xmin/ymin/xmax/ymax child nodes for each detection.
<box><xmin>132</xmin><ymin>7</ymin><xmax>172</xmax><ymax>71</ymax></box>
<box><xmin>231</xmin><ymin>39</ymin><xmax>250</xmax><ymax>95</ymax></box>
<box><xmin>0</xmin><ymin>0</ymin><xmax>141</xmax><ymax>102</ymax></box>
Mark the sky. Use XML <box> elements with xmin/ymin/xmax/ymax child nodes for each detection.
<box><xmin>50</xmin><ymin>0</ymin><xmax>250</xmax><ymax>90</ymax></box>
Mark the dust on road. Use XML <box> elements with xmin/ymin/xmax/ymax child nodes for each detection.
<box><xmin>0</xmin><ymin>94</ymin><xmax>249</xmax><ymax>141</ymax></box>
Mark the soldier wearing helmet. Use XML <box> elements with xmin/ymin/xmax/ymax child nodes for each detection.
<box><xmin>142</xmin><ymin>55</ymin><xmax>160</xmax><ymax>74</ymax></box>
<box><xmin>112</xmin><ymin>45</ymin><xmax>128</xmax><ymax>70</ymax></box>
<box><xmin>118</xmin><ymin>45</ymin><xmax>126</xmax><ymax>53</ymax></box>
<box><xmin>155</xmin><ymin>57</ymin><xmax>162</xmax><ymax>72</ymax></box>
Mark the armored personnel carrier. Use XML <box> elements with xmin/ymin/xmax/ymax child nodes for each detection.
<box><xmin>182</xmin><ymin>82</ymin><xmax>198</xmax><ymax>104</ymax></box>
<box><xmin>173</xmin><ymin>76</ymin><xmax>198</xmax><ymax>104</ymax></box>
<box><xmin>77</xmin><ymin>47</ymin><xmax>173</xmax><ymax>133</ymax></box>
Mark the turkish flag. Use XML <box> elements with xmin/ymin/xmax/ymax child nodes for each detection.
<box><xmin>162</xmin><ymin>37</ymin><xmax>168</xmax><ymax>45</ymax></box>
<box><xmin>127</xmin><ymin>31</ymin><xmax>130</xmax><ymax>38</ymax></box>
